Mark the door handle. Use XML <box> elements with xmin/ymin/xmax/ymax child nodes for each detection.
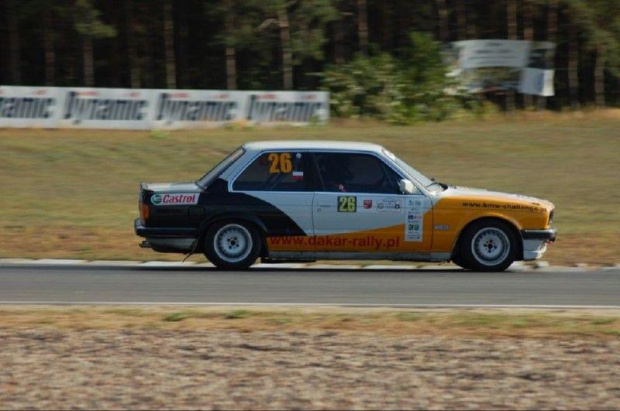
<box><xmin>317</xmin><ymin>204</ymin><xmax>332</xmax><ymax>208</ymax></box>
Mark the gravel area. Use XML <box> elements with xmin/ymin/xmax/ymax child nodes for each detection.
<box><xmin>1</xmin><ymin>329</ymin><xmax>618</xmax><ymax>410</ymax></box>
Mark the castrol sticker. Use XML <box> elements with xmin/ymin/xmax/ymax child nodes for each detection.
<box><xmin>151</xmin><ymin>193</ymin><xmax>199</xmax><ymax>206</ymax></box>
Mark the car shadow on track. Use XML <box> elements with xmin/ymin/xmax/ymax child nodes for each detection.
<box><xmin>1</xmin><ymin>264</ymin><xmax>536</xmax><ymax>275</ymax></box>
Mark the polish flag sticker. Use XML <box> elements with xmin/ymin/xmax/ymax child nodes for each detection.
<box><xmin>292</xmin><ymin>171</ymin><xmax>304</xmax><ymax>181</ymax></box>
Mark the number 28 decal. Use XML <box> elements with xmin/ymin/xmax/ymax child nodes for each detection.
<box><xmin>338</xmin><ymin>196</ymin><xmax>357</xmax><ymax>212</ymax></box>
<box><xmin>268</xmin><ymin>153</ymin><xmax>293</xmax><ymax>173</ymax></box>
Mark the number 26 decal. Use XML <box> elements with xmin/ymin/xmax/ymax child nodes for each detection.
<box><xmin>338</xmin><ymin>196</ymin><xmax>356</xmax><ymax>212</ymax></box>
<box><xmin>268</xmin><ymin>153</ymin><xmax>292</xmax><ymax>173</ymax></box>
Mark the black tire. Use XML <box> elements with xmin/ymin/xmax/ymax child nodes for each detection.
<box><xmin>451</xmin><ymin>254</ymin><xmax>472</xmax><ymax>270</ymax></box>
<box><xmin>203</xmin><ymin>220</ymin><xmax>261</xmax><ymax>270</ymax></box>
<box><xmin>459</xmin><ymin>220</ymin><xmax>518</xmax><ymax>272</ymax></box>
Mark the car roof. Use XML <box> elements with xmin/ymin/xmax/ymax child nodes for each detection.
<box><xmin>242</xmin><ymin>140</ymin><xmax>385</xmax><ymax>154</ymax></box>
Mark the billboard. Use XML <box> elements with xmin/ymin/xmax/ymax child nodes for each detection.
<box><xmin>443</xmin><ymin>40</ymin><xmax>555</xmax><ymax>96</ymax></box>
<box><xmin>0</xmin><ymin>87</ymin><xmax>329</xmax><ymax>129</ymax></box>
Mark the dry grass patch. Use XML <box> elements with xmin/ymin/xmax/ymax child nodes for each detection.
<box><xmin>0</xmin><ymin>306</ymin><xmax>618</xmax><ymax>339</ymax></box>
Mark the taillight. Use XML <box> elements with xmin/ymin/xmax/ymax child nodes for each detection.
<box><xmin>140</xmin><ymin>203</ymin><xmax>150</xmax><ymax>221</ymax></box>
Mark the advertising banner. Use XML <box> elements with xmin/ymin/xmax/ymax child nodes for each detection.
<box><xmin>59</xmin><ymin>88</ymin><xmax>150</xmax><ymax>129</ymax></box>
<box><xmin>0</xmin><ymin>87</ymin><xmax>329</xmax><ymax>129</ymax></box>
<box><xmin>518</xmin><ymin>41</ymin><xmax>556</xmax><ymax>96</ymax></box>
<box><xmin>455</xmin><ymin>40</ymin><xmax>530</xmax><ymax>69</ymax></box>
<box><xmin>443</xmin><ymin>40</ymin><xmax>555</xmax><ymax>96</ymax></box>
<box><xmin>0</xmin><ymin>86</ymin><xmax>61</xmax><ymax>128</ymax></box>
<box><xmin>151</xmin><ymin>90</ymin><xmax>329</xmax><ymax>129</ymax></box>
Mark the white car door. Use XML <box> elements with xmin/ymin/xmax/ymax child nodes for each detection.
<box><xmin>312</xmin><ymin>152</ymin><xmax>432</xmax><ymax>253</ymax></box>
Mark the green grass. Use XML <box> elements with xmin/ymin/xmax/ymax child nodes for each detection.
<box><xmin>222</xmin><ymin>309</ymin><xmax>252</xmax><ymax>319</ymax></box>
<box><xmin>162</xmin><ymin>312</ymin><xmax>193</xmax><ymax>322</ymax></box>
<box><xmin>1</xmin><ymin>111</ymin><xmax>619</xmax><ymax>264</ymax></box>
<box><xmin>396</xmin><ymin>312</ymin><xmax>423</xmax><ymax>322</ymax></box>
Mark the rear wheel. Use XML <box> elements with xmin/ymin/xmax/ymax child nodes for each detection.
<box><xmin>459</xmin><ymin>220</ymin><xmax>517</xmax><ymax>272</ymax></box>
<box><xmin>204</xmin><ymin>221</ymin><xmax>261</xmax><ymax>270</ymax></box>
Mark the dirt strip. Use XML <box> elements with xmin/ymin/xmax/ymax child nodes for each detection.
<box><xmin>0</xmin><ymin>307</ymin><xmax>618</xmax><ymax>410</ymax></box>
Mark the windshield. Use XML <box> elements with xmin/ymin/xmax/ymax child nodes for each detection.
<box><xmin>384</xmin><ymin>149</ymin><xmax>443</xmax><ymax>192</ymax></box>
<box><xmin>196</xmin><ymin>147</ymin><xmax>245</xmax><ymax>188</ymax></box>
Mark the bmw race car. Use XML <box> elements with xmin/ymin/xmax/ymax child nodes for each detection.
<box><xmin>134</xmin><ymin>141</ymin><xmax>556</xmax><ymax>271</ymax></box>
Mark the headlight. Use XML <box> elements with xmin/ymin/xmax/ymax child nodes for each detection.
<box><xmin>548</xmin><ymin>209</ymin><xmax>554</xmax><ymax>226</ymax></box>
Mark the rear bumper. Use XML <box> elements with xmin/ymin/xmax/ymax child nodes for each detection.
<box><xmin>134</xmin><ymin>218</ymin><xmax>197</xmax><ymax>238</ymax></box>
<box><xmin>134</xmin><ymin>219</ymin><xmax>196</xmax><ymax>253</ymax></box>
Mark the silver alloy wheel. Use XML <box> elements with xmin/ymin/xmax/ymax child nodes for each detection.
<box><xmin>470</xmin><ymin>227</ymin><xmax>510</xmax><ymax>266</ymax></box>
<box><xmin>213</xmin><ymin>224</ymin><xmax>253</xmax><ymax>264</ymax></box>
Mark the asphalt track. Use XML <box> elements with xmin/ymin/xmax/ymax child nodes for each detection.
<box><xmin>0</xmin><ymin>264</ymin><xmax>618</xmax><ymax>307</ymax></box>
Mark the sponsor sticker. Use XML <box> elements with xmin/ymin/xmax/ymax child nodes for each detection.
<box><xmin>363</xmin><ymin>199</ymin><xmax>373</xmax><ymax>209</ymax></box>
<box><xmin>405</xmin><ymin>210</ymin><xmax>423</xmax><ymax>242</ymax></box>
<box><xmin>377</xmin><ymin>198</ymin><xmax>402</xmax><ymax>213</ymax></box>
<box><xmin>406</xmin><ymin>198</ymin><xmax>423</xmax><ymax>208</ymax></box>
<box><xmin>461</xmin><ymin>201</ymin><xmax>545</xmax><ymax>213</ymax></box>
<box><xmin>151</xmin><ymin>192</ymin><xmax>199</xmax><ymax>206</ymax></box>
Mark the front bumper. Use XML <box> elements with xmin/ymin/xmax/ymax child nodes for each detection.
<box><xmin>521</xmin><ymin>229</ymin><xmax>556</xmax><ymax>242</ymax></box>
<box><xmin>521</xmin><ymin>228</ymin><xmax>556</xmax><ymax>261</ymax></box>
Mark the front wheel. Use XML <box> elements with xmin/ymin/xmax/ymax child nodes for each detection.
<box><xmin>451</xmin><ymin>254</ymin><xmax>472</xmax><ymax>270</ymax></box>
<box><xmin>459</xmin><ymin>220</ymin><xmax>518</xmax><ymax>272</ymax></box>
<box><xmin>203</xmin><ymin>221</ymin><xmax>261</xmax><ymax>270</ymax></box>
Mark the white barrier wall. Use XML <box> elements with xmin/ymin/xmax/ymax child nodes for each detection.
<box><xmin>0</xmin><ymin>86</ymin><xmax>329</xmax><ymax>129</ymax></box>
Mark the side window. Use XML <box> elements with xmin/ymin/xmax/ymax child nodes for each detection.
<box><xmin>233</xmin><ymin>151</ymin><xmax>310</xmax><ymax>192</ymax></box>
<box><xmin>314</xmin><ymin>153</ymin><xmax>401</xmax><ymax>194</ymax></box>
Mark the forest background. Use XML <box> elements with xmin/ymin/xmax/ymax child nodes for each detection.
<box><xmin>1</xmin><ymin>0</ymin><xmax>619</xmax><ymax>123</ymax></box>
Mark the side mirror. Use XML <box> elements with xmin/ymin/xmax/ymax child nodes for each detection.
<box><xmin>399</xmin><ymin>179</ymin><xmax>416</xmax><ymax>195</ymax></box>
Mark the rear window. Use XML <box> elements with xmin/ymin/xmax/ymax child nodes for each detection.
<box><xmin>196</xmin><ymin>147</ymin><xmax>245</xmax><ymax>188</ymax></box>
<box><xmin>233</xmin><ymin>151</ymin><xmax>309</xmax><ymax>192</ymax></box>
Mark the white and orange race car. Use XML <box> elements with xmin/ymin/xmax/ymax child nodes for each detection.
<box><xmin>135</xmin><ymin>141</ymin><xmax>556</xmax><ymax>271</ymax></box>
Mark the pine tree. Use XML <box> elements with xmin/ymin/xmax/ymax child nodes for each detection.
<box><xmin>72</xmin><ymin>0</ymin><xmax>116</xmax><ymax>86</ymax></box>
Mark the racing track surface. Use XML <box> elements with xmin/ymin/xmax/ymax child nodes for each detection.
<box><xmin>0</xmin><ymin>264</ymin><xmax>618</xmax><ymax>307</ymax></box>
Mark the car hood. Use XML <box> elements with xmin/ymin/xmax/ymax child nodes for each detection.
<box><xmin>439</xmin><ymin>186</ymin><xmax>554</xmax><ymax>208</ymax></box>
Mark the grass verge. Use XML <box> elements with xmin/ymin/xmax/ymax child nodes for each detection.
<box><xmin>1</xmin><ymin>306</ymin><xmax>618</xmax><ymax>339</ymax></box>
<box><xmin>1</xmin><ymin>110</ymin><xmax>619</xmax><ymax>265</ymax></box>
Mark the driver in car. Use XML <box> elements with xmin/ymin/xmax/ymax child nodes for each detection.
<box><xmin>323</xmin><ymin>157</ymin><xmax>351</xmax><ymax>192</ymax></box>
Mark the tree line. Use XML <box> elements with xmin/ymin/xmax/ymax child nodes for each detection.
<box><xmin>1</xmin><ymin>0</ymin><xmax>619</xmax><ymax>113</ymax></box>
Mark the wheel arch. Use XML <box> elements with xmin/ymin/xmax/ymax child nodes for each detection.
<box><xmin>451</xmin><ymin>216</ymin><xmax>523</xmax><ymax>260</ymax></box>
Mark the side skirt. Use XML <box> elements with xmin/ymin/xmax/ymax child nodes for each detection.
<box><xmin>267</xmin><ymin>251</ymin><xmax>451</xmax><ymax>263</ymax></box>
